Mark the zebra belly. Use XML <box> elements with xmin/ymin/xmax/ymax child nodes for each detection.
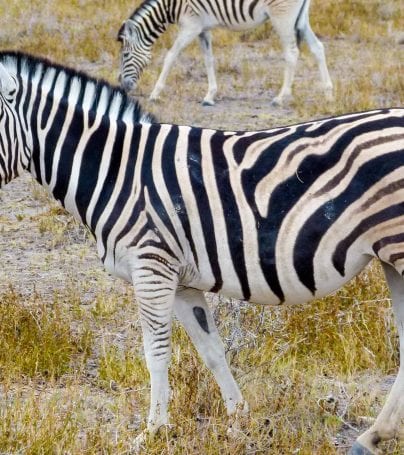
<box><xmin>188</xmin><ymin>249</ymin><xmax>372</xmax><ymax>306</ymax></box>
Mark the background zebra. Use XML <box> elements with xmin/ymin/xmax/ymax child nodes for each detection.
<box><xmin>0</xmin><ymin>51</ymin><xmax>403</xmax><ymax>454</ymax></box>
<box><xmin>118</xmin><ymin>0</ymin><xmax>333</xmax><ymax>105</ymax></box>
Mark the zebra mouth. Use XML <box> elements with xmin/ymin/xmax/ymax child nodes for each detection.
<box><xmin>120</xmin><ymin>77</ymin><xmax>136</xmax><ymax>94</ymax></box>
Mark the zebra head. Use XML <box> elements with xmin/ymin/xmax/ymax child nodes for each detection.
<box><xmin>0</xmin><ymin>63</ymin><xmax>28</xmax><ymax>188</ymax></box>
<box><xmin>117</xmin><ymin>20</ymin><xmax>152</xmax><ymax>94</ymax></box>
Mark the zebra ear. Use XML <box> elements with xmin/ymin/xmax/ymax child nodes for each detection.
<box><xmin>0</xmin><ymin>63</ymin><xmax>16</xmax><ymax>96</ymax></box>
<box><xmin>117</xmin><ymin>22</ymin><xmax>125</xmax><ymax>42</ymax></box>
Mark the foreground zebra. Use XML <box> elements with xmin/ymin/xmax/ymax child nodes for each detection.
<box><xmin>118</xmin><ymin>0</ymin><xmax>333</xmax><ymax>105</ymax></box>
<box><xmin>0</xmin><ymin>51</ymin><xmax>403</xmax><ymax>454</ymax></box>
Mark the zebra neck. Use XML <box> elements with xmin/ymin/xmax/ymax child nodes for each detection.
<box><xmin>27</xmin><ymin>86</ymin><xmax>143</xmax><ymax>234</ymax></box>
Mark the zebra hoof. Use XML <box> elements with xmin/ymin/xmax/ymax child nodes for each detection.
<box><xmin>348</xmin><ymin>441</ymin><xmax>375</xmax><ymax>455</ymax></box>
<box><xmin>270</xmin><ymin>97</ymin><xmax>282</xmax><ymax>107</ymax></box>
<box><xmin>202</xmin><ymin>100</ymin><xmax>215</xmax><ymax>106</ymax></box>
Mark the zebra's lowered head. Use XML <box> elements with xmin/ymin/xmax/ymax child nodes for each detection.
<box><xmin>0</xmin><ymin>62</ymin><xmax>29</xmax><ymax>187</ymax></box>
<box><xmin>117</xmin><ymin>20</ymin><xmax>152</xmax><ymax>94</ymax></box>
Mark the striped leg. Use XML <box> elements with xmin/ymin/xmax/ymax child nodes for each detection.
<box><xmin>198</xmin><ymin>31</ymin><xmax>217</xmax><ymax>106</ymax></box>
<box><xmin>131</xmin><ymin>262</ymin><xmax>179</xmax><ymax>447</ymax></box>
<box><xmin>350</xmin><ymin>263</ymin><xmax>404</xmax><ymax>454</ymax></box>
<box><xmin>149</xmin><ymin>22</ymin><xmax>202</xmax><ymax>102</ymax></box>
<box><xmin>174</xmin><ymin>288</ymin><xmax>246</xmax><ymax>415</ymax></box>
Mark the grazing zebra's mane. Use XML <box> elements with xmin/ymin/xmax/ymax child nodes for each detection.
<box><xmin>124</xmin><ymin>0</ymin><xmax>172</xmax><ymax>27</ymax></box>
<box><xmin>0</xmin><ymin>51</ymin><xmax>156</xmax><ymax>125</ymax></box>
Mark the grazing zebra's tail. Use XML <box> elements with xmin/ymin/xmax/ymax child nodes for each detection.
<box><xmin>295</xmin><ymin>0</ymin><xmax>310</xmax><ymax>48</ymax></box>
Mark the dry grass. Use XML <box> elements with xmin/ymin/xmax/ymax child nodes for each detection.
<box><xmin>0</xmin><ymin>0</ymin><xmax>404</xmax><ymax>453</ymax></box>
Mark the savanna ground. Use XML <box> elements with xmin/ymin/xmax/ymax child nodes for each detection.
<box><xmin>0</xmin><ymin>0</ymin><xmax>403</xmax><ymax>453</ymax></box>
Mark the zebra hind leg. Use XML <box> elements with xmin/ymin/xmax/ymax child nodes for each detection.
<box><xmin>298</xmin><ymin>20</ymin><xmax>333</xmax><ymax>101</ymax></box>
<box><xmin>349</xmin><ymin>262</ymin><xmax>404</xmax><ymax>454</ymax></box>
<box><xmin>198</xmin><ymin>31</ymin><xmax>217</xmax><ymax>106</ymax></box>
<box><xmin>173</xmin><ymin>288</ymin><xmax>248</xmax><ymax>416</ymax></box>
<box><xmin>270</xmin><ymin>18</ymin><xmax>300</xmax><ymax>106</ymax></box>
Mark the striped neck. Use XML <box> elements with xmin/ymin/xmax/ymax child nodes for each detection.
<box><xmin>126</xmin><ymin>0</ymin><xmax>179</xmax><ymax>46</ymax></box>
<box><xmin>0</xmin><ymin>51</ymin><xmax>153</xmax><ymax>229</ymax></box>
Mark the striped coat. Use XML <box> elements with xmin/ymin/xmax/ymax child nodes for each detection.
<box><xmin>0</xmin><ymin>52</ymin><xmax>402</xmax><ymax>454</ymax></box>
<box><xmin>118</xmin><ymin>0</ymin><xmax>333</xmax><ymax>105</ymax></box>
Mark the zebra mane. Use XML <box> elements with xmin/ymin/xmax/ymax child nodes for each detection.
<box><xmin>127</xmin><ymin>0</ymin><xmax>166</xmax><ymax>24</ymax></box>
<box><xmin>0</xmin><ymin>51</ymin><xmax>156</xmax><ymax>125</ymax></box>
<box><xmin>118</xmin><ymin>0</ymin><xmax>169</xmax><ymax>40</ymax></box>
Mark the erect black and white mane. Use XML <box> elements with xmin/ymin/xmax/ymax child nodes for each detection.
<box><xmin>0</xmin><ymin>51</ymin><xmax>156</xmax><ymax>126</ymax></box>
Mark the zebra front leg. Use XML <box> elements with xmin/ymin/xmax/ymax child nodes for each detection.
<box><xmin>131</xmin><ymin>265</ymin><xmax>178</xmax><ymax>449</ymax></box>
<box><xmin>174</xmin><ymin>288</ymin><xmax>247</xmax><ymax>416</ymax></box>
<box><xmin>198</xmin><ymin>31</ymin><xmax>217</xmax><ymax>106</ymax></box>
<box><xmin>350</xmin><ymin>263</ymin><xmax>404</xmax><ymax>454</ymax></box>
<box><xmin>149</xmin><ymin>25</ymin><xmax>202</xmax><ymax>102</ymax></box>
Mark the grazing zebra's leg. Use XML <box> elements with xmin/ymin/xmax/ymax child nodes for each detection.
<box><xmin>198</xmin><ymin>31</ymin><xmax>217</xmax><ymax>107</ymax></box>
<box><xmin>270</xmin><ymin>18</ymin><xmax>300</xmax><ymax>106</ymax></box>
<box><xmin>149</xmin><ymin>21</ymin><xmax>202</xmax><ymax>102</ymax></box>
<box><xmin>174</xmin><ymin>288</ymin><xmax>246</xmax><ymax>415</ymax></box>
<box><xmin>350</xmin><ymin>263</ymin><xmax>404</xmax><ymax>455</ymax></box>
<box><xmin>297</xmin><ymin>17</ymin><xmax>333</xmax><ymax>101</ymax></box>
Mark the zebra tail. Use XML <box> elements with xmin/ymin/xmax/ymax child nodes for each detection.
<box><xmin>294</xmin><ymin>0</ymin><xmax>311</xmax><ymax>49</ymax></box>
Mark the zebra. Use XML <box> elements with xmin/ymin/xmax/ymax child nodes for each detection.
<box><xmin>0</xmin><ymin>51</ymin><xmax>403</xmax><ymax>455</ymax></box>
<box><xmin>117</xmin><ymin>0</ymin><xmax>333</xmax><ymax>106</ymax></box>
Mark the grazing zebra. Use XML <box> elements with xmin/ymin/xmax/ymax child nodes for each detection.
<box><xmin>118</xmin><ymin>0</ymin><xmax>333</xmax><ymax>105</ymax></box>
<box><xmin>0</xmin><ymin>51</ymin><xmax>403</xmax><ymax>455</ymax></box>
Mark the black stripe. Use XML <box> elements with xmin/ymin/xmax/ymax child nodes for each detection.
<box><xmin>211</xmin><ymin>131</ymin><xmax>250</xmax><ymax>299</ymax></box>
<box><xmin>231</xmin><ymin>0</ymin><xmax>240</xmax><ymax>23</ymax></box>
<box><xmin>29</xmin><ymin>68</ymin><xmax>47</xmax><ymax>184</ymax></box>
<box><xmin>373</xmin><ymin>233</ymin><xmax>404</xmax><ymax>256</ymax></box>
<box><xmin>75</xmin><ymin>115</ymin><xmax>112</xmax><ymax>226</ymax></box>
<box><xmin>389</xmin><ymin>252</ymin><xmax>404</xmax><ymax>263</ymax></box>
<box><xmin>187</xmin><ymin>129</ymin><xmax>223</xmax><ymax>292</ymax></box>
<box><xmin>334</xmin><ymin>202</ymin><xmax>404</xmax><ymax>275</ymax></box>
<box><xmin>161</xmin><ymin>126</ymin><xmax>193</xmax><ymax>260</ymax></box>
<box><xmin>40</xmin><ymin>71</ymin><xmax>58</xmax><ymax>129</ymax></box>
<box><xmin>53</xmin><ymin>78</ymin><xmax>86</xmax><ymax>203</ymax></box>
<box><xmin>222</xmin><ymin>0</ymin><xmax>232</xmax><ymax>23</ymax></box>
<box><xmin>248</xmin><ymin>0</ymin><xmax>260</xmax><ymax>19</ymax></box>
<box><xmin>239</xmin><ymin>0</ymin><xmax>247</xmax><ymax>22</ymax></box>
<box><xmin>233</xmin><ymin>128</ymin><xmax>290</xmax><ymax>165</ymax></box>
<box><xmin>43</xmin><ymin>90</ymin><xmax>69</xmax><ymax>185</ymax></box>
